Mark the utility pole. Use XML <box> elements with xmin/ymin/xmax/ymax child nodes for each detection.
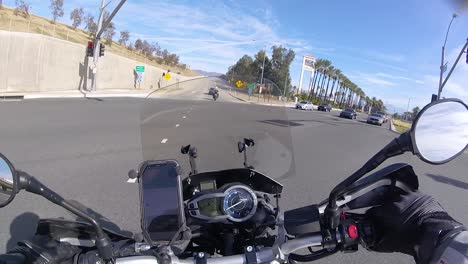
<box><xmin>437</xmin><ymin>14</ymin><xmax>457</xmax><ymax>99</ymax></box>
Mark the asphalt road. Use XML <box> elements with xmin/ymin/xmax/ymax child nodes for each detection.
<box><xmin>0</xmin><ymin>88</ymin><xmax>467</xmax><ymax>263</ymax></box>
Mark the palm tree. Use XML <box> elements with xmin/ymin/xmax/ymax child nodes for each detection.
<box><xmin>347</xmin><ymin>83</ymin><xmax>356</xmax><ymax>108</ymax></box>
<box><xmin>353</xmin><ymin>87</ymin><xmax>360</xmax><ymax>108</ymax></box>
<box><xmin>332</xmin><ymin>74</ymin><xmax>342</xmax><ymax>103</ymax></box>
<box><xmin>339</xmin><ymin>78</ymin><xmax>349</xmax><ymax>107</ymax></box>
<box><xmin>357</xmin><ymin>88</ymin><xmax>365</xmax><ymax>110</ymax></box>
<box><xmin>329</xmin><ymin>69</ymin><xmax>341</xmax><ymax>104</ymax></box>
<box><xmin>321</xmin><ymin>66</ymin><xmax>335</xmax><ymax>103</ymax></box>
<box><xmin>307</xmin><ymin>60</ymin><xmax>320</xmax><ymax>94</ymax></box>
<box><xmin>337</xmin><ymin>75</ymin><xmax>349</xmax><ymax>106</ymax></box>
<box><xmin>304</xmin><ymin>57</ymin><xmax>386</xmax><ymax>111</ymax></box>
<box><xmin>313</xmin><ymin>60</ymin><xmax>331</xmax><ymax>100</ymax></box>
<box><xmin>310</xmin><ymin>66</ymin><xmax>324</xmax><ymax>99</ymax></box>
<box><xmin>370</xmin><ymin>97</ymin><xmax>377</xmax><ymax>112</ymax></box>
<box><xmin>364</xmin><ymin>96</ymin><xmax>371</xmax><ymax>112</ymax></box>
<box><xmin>309</xmin><ymin>59</ymin><xmax>327</xmax><ymax>99</ymax></box>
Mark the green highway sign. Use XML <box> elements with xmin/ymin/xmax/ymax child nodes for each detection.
<box><xmin>135</xmin><ymin>66</ymin><xmax>145</xmax><ymax>72</ymax></box>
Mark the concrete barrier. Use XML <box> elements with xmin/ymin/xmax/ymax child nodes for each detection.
<box><xmin>0</xmin><ymin>30</ymin><xmax>190</xmax><ymax>92</ymax></box>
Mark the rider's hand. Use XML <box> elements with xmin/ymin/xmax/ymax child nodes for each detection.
<box><xmin>7</xmin><ymin>235</ymin><xmax>80</xmax><ymax>264</ymax></box>
<box><xmin>366</xmin><ymin>191</ymin><xmax>464</xmax><ymax>263</ymax></box>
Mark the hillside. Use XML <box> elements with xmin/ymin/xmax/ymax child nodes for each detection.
<box><xmin>0</xmin><ymin>5</ymin><xmax>199</xmax><ymax>77</ymax></box>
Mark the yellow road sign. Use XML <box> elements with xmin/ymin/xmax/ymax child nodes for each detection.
<box><xmin>164</xmin><ymin>73</ymin><xmax>172</xmax><ymax>80</ymax></box>
<box><xmin>236</xmin><ymin>80</ymin><xmax>243</xmax><ymax>88</ymax></box>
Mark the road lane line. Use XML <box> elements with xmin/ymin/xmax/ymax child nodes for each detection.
<box><xmin>142</xmin><ymin>107</ymin><xmax>188</xmax><ymax>124</ymax></box>
<box><xmin>183</xmin><ymin>115</ymin><xmax>186</xmax><ymax>119</ymax></box>
<box><xmin>191</xmin><ymin>91</ymin><xmax>196</xmax><ymax>94</ymax></box>
<box><xmin>161</xmin><ymin>138</ymin><xmax>168</xmax><ymax>143</ymax></box>
<box><xmin>176</xmin><ymin>124</ymin><xmax>180</xmax><ymax>127</ymax></box>
<box><xmin>127</xmin><ymin>178</ymin><xmax>137</xmax><ymax>183</ymax></box>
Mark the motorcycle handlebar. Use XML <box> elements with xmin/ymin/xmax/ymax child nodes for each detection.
<box><xmin>115</xmin><ymin>234</ymin><xmax>326</xmax><ymax>264</ymax></box>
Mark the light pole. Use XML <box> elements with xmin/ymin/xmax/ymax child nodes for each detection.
<box><xmin>437</xmin><ymin>13</ymin><xmax>457</xmax><ymax>99</ymax></box>
<box><xmin>405</xmin><ymin>97</ymin><xmax>413</xmax><ymax>121</ymax></box>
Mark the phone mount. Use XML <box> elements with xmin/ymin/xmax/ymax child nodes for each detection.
<box><xmin>238</xmin><ymin>138</ymin><xmax>255</xmax><ymax>169</ymax></box>
<box><xmin>181</xmin><ymin>144</ymin><xmax>198</xmax><ymax>175</ymax></box>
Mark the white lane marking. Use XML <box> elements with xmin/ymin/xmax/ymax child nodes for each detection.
<box><xmin>176</xmin><ymin>124</ymin><xmax>180</xmax><ymax>127</ymax></box>
<box><xmin>127</xmin><ymin>178</ymin><xmax>137</xmax><ymax>183</ymax></box>
<box><xmin>161</xmin><ymin>138</ymin><xmax>168</xmax><ymax>143</ymax></box>
<box><xmin>191</xmin><ymin>91</ymin><xmax>196</xmax><ymax>94</ymax></box>
<box><xmin>142</xmin><ymin>107</ymin><xmax>187</xmax><ymax>124</ymax></box>
<box><xmin>183</xmin><ymin>115</ymin><xmax>186</xmax><ymax>119</ymax></box>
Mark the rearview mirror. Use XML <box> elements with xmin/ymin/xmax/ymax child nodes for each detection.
<box><xmin>0</xmin><ymin>153</ymin><xmax>17</xmax><ymax>208</ymax></box>
<box><xmin>411</xmin><ymin>99</ymin><xmax>468</xmax><ymax>164</ymax></box>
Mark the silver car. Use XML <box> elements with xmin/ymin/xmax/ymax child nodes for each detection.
<box><xmin>375</xmin><ymin>111</ymin><xmax>388</xmax><ymax>123</ymax></box>
<box><xmin>367</xmin><ymin>113</ymin><xmax>384</xmax><ymax>126</ymax></box>
<box><xmin>295</xmin><ymin>101</ymin><xmax>314</xmax><ymax>110</ymax></box>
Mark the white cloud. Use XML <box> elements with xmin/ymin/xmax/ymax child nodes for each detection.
<box><xmin>375</xmin><ymin>72</ymin><xmax>411</xmax><ymax>81</ymax></box>
<box><xmin>364</xmin><ymin>76</ymin><xmax>395</xmax><ymax>86</ymax></box>
<box><xmin>366</xmin><ymin>51</ymin><xmax>405</xmax><ymax>63</ymax></box>
<box><xmin>109</xmin><ymin>0</ymin><xmax>314</xmax><ymax>72</ymax></box>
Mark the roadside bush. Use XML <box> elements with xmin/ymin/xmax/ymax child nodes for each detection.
<box><xmin>299</xmin><ymin>93</ymin><xmax>308</xmax><ymax>101</ymax></box>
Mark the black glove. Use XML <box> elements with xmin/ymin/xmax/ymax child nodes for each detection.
<box><xmin>366</xmin><ymin>191</ymin><xmax>465</xmax><ymax>264</ymax></box>
<box><xmin>7</xmin><ymin>235</ymin><xmax>81</xmax><ymax>264</ymax></box>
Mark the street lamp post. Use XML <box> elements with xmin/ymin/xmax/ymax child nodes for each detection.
<box><xmin>437</xmin><ymin>13</ymin><xmax>457</xmax><ymax>100</ymax></box>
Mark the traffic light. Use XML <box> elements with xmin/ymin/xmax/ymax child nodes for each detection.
<box><xmin>86</xmin><ymin>41</ymin><xmax>94</xmax><ymax>57</ymax></box>
<box><xmin>99</xmin><ymin>43</ymin><xmax>105</xmax><ymax>57</ymax></box>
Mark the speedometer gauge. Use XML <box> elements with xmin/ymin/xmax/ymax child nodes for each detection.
<box><xmin>223</xmin><ymin>185</ymin><xmax>257</xmax><ymax>222</ymax></box>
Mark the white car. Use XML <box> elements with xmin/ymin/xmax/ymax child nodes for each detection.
<box><xmin>296</xmin><ymin>101</ymin><xmax>314</xmax><ymax>110</ymax></box>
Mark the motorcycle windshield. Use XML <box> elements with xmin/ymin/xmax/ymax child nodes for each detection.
<box><xmin>140</xmin><ymin>76</ymin><xmax>295</xmax><ymax>181</ymax></box>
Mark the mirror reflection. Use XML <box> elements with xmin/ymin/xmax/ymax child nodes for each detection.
<box><xmin>0</xmin><ymin>157</ymin><xmax>15</xmax><ymax>206</ymax></box>
<box><xmin>414</xmin><ymin>101</ymin><xmax>468</xmax><ymax>163</ymax></box>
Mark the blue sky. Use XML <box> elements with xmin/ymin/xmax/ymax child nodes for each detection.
<box><xmin>3</xmin><ymin>0</ymin><xmax>468</xmax><ymax>112</ymax></box>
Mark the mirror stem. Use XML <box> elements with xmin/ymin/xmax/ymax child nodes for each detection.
<box><xmin>189</xmin><ymin>147</ymin><xmax>198</xmax><ymax>175</ymax></box>
<box><xmin>17</xmin><ymin>171</ymin><xmax>114</xmax><ymax>261</ymax></box>
<box><xmin>325</xmin><ymin>131</ymin><xmax>412</xmax><ymax>229</ymax></box>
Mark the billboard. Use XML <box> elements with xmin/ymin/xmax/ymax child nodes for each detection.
<box><xmin>303</xmin><ymin>55</ymin><xmax>316</xmax><ymax>71</ymax></box>
<box><xmin>298</xmin><ymin>55</ymin><xmax>316</xmax><ymax>91</ymax></box>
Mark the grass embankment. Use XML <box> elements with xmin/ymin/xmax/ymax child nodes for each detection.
<box><xmin>0</xmin><ymin>6</ymin><xmax>198</xmax><ymax>77</ymax></box>
<box><xmin>392</xmin><ymin>119</ymin><xmax>412</xmax><ymax>133</ymax></box>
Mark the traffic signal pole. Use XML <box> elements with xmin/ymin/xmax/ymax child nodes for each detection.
<box><xmin>91</xmin><ymin>0</ymin><xmax>126</xmax><ymax>92</ymax></box>
<box><xmin>91</xmin><ymin>0</ymin><xmax>105</xmax><ymax>92</ymax></box>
